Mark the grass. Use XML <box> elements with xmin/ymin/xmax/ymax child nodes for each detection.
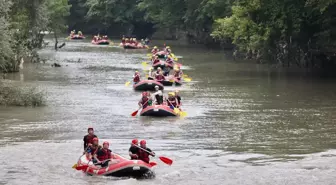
<box><xmin>0</xmin><ymin>81</ymin><xmax>45</xmax><ymax>107</ymax></box>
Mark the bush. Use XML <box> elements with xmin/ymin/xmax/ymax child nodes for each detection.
<box><xmin>0</xmin><ymin>81</ymin><xmax>45</xmax><ymax>107</ymax></box>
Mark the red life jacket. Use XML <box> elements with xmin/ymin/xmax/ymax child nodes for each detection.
<box><xmin>174</xmin><ymin>71</ymin><xmax>181</xmax><ymax>78</ymax></box>
<box><xmin>133</xmin><ymin>74</ymin><xmax>140</xmax><ymax>83</ymax></box>
<box><xmin>153</xmin><ymin>59</ymin><xmax>160</xmax><ymax>65</ymax></box>
<box><xmin>84</xmin><ymin>135</ymin><xmax>96</xmax><ymax>145</ymax></box>
<box><xmin>166</xmin><ymin>58</ymin><xmax>174</xmax><ymax>65</ymax></box>
<box><xmin>156</xmin><ymin>74</ymin><xmax>165</xmax><ymax>81</ymax></box>
<box><xmin>140</xmin><ymin>97</ymin><xmax>149</xmax><ymax>108</ymax></box>
<box><xmin>138</xmin><ymin>148</ymin><xmax>151</xmax><ymax>163</ymax></box>
<box><xmin>97</xmin><ymin>148</ymin><xmax>111</xmax><ymax>161</ymax></box>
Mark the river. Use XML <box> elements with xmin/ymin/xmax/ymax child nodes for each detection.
<box><xmin>0</xmin><ymin>38</ymin><xmax>336</xmax><ymax>185</ymax></box>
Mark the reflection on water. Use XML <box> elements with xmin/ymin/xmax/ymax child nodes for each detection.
<box><xmin>0</xmin><ymin>38</ymin><xmax>336</xmax><ymax>184</ymax></box>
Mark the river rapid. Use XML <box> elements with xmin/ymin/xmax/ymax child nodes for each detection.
<box><xmin>0</xmin><ymin>38</ymin><xmax>336</xmax><ymax>185</ymax></box>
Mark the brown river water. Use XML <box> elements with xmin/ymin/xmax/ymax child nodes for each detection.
<box><xmin>0</xmin><ymin>38</ymin><xmax>336</xmax><ymax>185</ymax></box>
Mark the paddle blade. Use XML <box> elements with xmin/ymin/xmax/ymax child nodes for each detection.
<box><xmin>125</xmin><ymin>81</ymin><xmax>131</xmax><ymax>86</ymax></box>
<box><xmin>72</xmin><ymin>164</ymin><xmax>77</xmax><ymax>169</ymax></box>
<box><xmin>142</xmin><ymin>62</ymin><xmax>148</xmax><ymax>66</ymax></box>
<box><xmin>159</xmin><ymin>156</ymin><xmax>173</xmax><ymax>165</ymax></box>
<box><xmin>75</xmin><ymin>165</ymin><xmax>89</xmax><ymax>171</ymax></box>
<box><xmin>147</xmin><ymin>53</ymin><xmax>152</xmax><ymax>57</ymax></box>
<box><xmin>131</xmin><ymin>110</ymin><xmax>139</xmax><ymax>117</ymax></box>
<box><xmin>179</xmin><ymin>111</ymin><xmax>187</xmax><ymax>117</ymax></box>
<box><xmin>145</xmin><ymin>74</ymin><xmax>149</xmax><ymax>78</ymax></box>
<box><xmin>174</xmin><ymin>108</ymin><xmax>180</xmax><ymax>114</ymax></box>
<box><xmin>149</xmin><ymin>161</ymin><xmax>157</xmax><ymax>167</ymax></box>
<box><xmin>184</xmin><ymin>78</ymin><xmax>192</xmax><ymax>82</ymax></box>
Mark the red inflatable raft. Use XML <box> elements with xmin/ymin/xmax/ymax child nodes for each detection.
<box><xmin>92</xmin><ymin>39</ymin><xmax>110</xmax><ymax>45</ymax></box>
<box><xmin>159</xmin><ymin>78</ymin><xmax>182</xmax><ymax>86</ymax></box>
<box><xmin>77</xmin><ymin>154</ymin><xmax>155</xmax><ymax>178</ymax></box>
<box><xmin>152</xmin><ymin>60</ymin><xmax>174</xmax><ymax>69</ymax></box>
<box><xmin>133</xmin><ymin>80</ymin><xmax>164</xmax><ymax>91</ymax></box>
<box><xmin>140</xmin><ymin>104</ymin><xmax>178</xmax><ymax>117</ymax></box>
<box><xmin>121</xmin><ymin>43</ymin><xmax>149</xmax><ymax>49</ymax></box>
<box><xmin>156</xmin><ymin>51</ymin><xmax>168</xmax><ymax>59</ymax></box>
<box><xmin>70</xmin><ymin>34</ymin><xmax>85</xmax><ymax>40</ymax></box>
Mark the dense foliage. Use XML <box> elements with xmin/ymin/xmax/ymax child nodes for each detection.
<box><xmin>67</xmin><ymin>0</ymin><xmax>335</xmax><ymax>67</ymax></box>
<box><xmin>0</xmin><ymin>0</ymin><xmax>70</xmax><ymax>72</ymax></box>
<box><xmin>0</xmin><ymin>0</ymin><xmax>335</xmax><ymax>70</ymax></box>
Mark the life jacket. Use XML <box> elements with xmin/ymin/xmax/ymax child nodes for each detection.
<box><xmin>168</xmin><ymin>97</ymin><xmax>177</xmax><ymax>107</ymax></box>
<box><xmin>84</xmin><ymin>134</ymin><xmax>97</xmax><ymax>148</ymax></box>
<box><xmin>138</xmin><ymin>148</ymin><xmax>151</xmax><ymax>163</ymax></box>
<box><xmin>97</xmin><ymin>148</ymin><xmax>111</xmax><ymax>161</ymax></box>
<box><xmin>87</xmin><ymin>145</ymin><xmax>99</xmax><ymax>155</ymax></box>
<box><xmin>166</xmin><ymin>58</ymin><xmax>174</xmax><ymax>65</ymax></box>
<box><xmin>133</xmin><ymin>74</ymin><xmax>140</xmax><ymax>83</ymax></box>
<box><xmin>156</xmin><ymin>74</ymin><xmax>165</xmax><ymax>81</ymax></box>
<box><xmin>140</xmin><ymin>97</ymin><xmax>149</xmax><ymax>108</ymax></box>
<box><xmin>174</xmin><ymin>71</ymin><xmax>182</xmax><ymax>79</ymax></box>
<box><xmin>153</xmin><ymin>59</ymin><xmax>160</xmax><ymax>65</ymax></box>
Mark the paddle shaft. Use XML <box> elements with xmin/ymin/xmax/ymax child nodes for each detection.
<box><xmin>132</xmin><ymin>144</ymin><xmax>155</xmax><ymax>156</ymax></box>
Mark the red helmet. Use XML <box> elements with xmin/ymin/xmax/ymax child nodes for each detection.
<box><xmin>140</xmin><ymin>140</ymin><xmax>146</xmax><ymax>145</ymax></box>
<box><xmin>132</xmin><ymin>139</ymin><xmax>138</xmax><ymax>145</ymax></box>
<box><xmin>88</xmin><ymin>127</ymin><xmax>94</xmax><ymax>131</ymax></box>
<box><xmin>93</xmin><ymin>137</ymin><xmax>99</xmax><ymax>142</ymax></box>
<box><xmin>103</xmin><ymin>141</ymin><xmax>109</xmax><ymax>146</ymax></box>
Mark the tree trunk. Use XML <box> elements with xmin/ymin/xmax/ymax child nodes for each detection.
<box><xmin>54</xmin><ymin>31</ymin><xmax>58</xmax><ymax>51</ymax></box>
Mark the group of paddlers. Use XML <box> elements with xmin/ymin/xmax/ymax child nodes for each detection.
<box><xmin>83</xmin><ymin>127</ymin><xmax>155</xmax><ymax>167</ymax></box>
<box><xmin>133</xmin><ymin>66</ymin><xmax>182</xmax><ymax>84</ymax></box>
<box><xmin>70</xmin><ymin>30</ymin><xmax>83</xmax><ymax>37</ymax></box>
<box><xmin>138</xmin><ymin>87</ymin><xmax>182</xmax><ymax>110</ymax></box>
<box><xmin>121</xmin><ymin>36</ymin><xmax>150</xmax><ymax>46</ymax></box>
<box><xmin>92</xmin><ymin>34</ymin><xmax>109</xmax><ymax>41</ymax></box>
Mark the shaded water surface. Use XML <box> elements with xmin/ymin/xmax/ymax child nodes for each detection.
<box><xmin>0</xmin><ymin>39</ymin><xmax>336</xmax><ymax>185</ymax></box>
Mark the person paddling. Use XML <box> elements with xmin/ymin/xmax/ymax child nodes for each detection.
<box><xmin>155</xmin><ymin>71</ymin><xmax>166</xmax><ymax>82</ymax></box>
<box><xmin>154</xmin><ymin>67</ymin><xmax>162</xmax><ymax>77</ymax></box>
<box><xmin>96</xmin><ymin>141</ymin><xmax>113</xmax><ymax>167</ymax></box>
<box><xmin>163</xmin><ymin>63</ymin><xmax>171</xmax><ymax>76</ymax></box>
<box><xmin>151</xmin><ymin>46</ymin><xmax>159</xmax><ymax>55</ymax></box>
<box><xmin>83</xmin><ymin>127</ymin><xmax>98</xmax><ymax>150</ymax></box>
<box><xmin>152</xmin><ymin>85</ymin><xmax>163</xmax><ymax>105</ymax></box>
<box><xmin>152</xmin><ymin>56</ymin><xmax>160</xmax><ymax>65</ymax></box>
<box><xmin>167</xmin><ymin>92</ymin><xmax>178</xmax><ymax>109</ymax></box>
<box><xmin>165</xmin><ymin>46</ymin><xmax>172</xmax><ymax>55</ymax></box>
<box><xmin>138</xmin><ymin>92</ymin><xmax>150</xmax><ymax>109</ymax></box>
<box><xmin>137</xmin><ymin>140</ymin><xmax>155</xmax><ymax>164</ymax></box>
<box><xmin>129</xmin><ymin>139</ymin><xmax>139</xmax><ymax>160</ymax></box>
<box><xmin>175</xmin><ymin>90</ymin><xmax>182</xmax><ymax>108</ymax></box>
<box><xmin>133</xmin><ymin>71</ymin><xmax>141</xmax><ymax>84</ymax></box>
<box><xmin>173</xmin><ymin>67</ymin><xmax>183</xmax><ymax>81</ymax></box>
<box><xmin>85</xmin><ymin>137</ymin><xmax>100</xmax><ymax>163</ymax></box>
<box><xmin>166</xmin><ymin>56</ymin><xmax>174</xmax><ymax>66</ymax></box>
<box><xmin>148</xmin><ymin>67</ymin><xmax>154</xmax><ymax>80</ymax></box>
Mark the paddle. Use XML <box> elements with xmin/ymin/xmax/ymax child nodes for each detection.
<box><xmin>131</xmin><ymin>108</ymin><xmax>141</xmax><ymax>117</ymax></box>
<box><xmin>166</xmin><ymin>98</ymin><xmax>187</xmax><ymax>117</ymax></box>
<box><xmin>184</xmin><ymin>77</ymin><xmax>192</xmax><ymax>82</ymax></box>
<box><xmin>132</xmin><ymin>144</ymin><xmax>173</xmax><ymax>166</ymax></box>
<box><xmin>72</xmin><ymin>153</ymin><xmax>85</xmax><ymax>169</ymax></box>
<box><xmin>131</xmin><ymin>99</ymin><xmax>150</xmax><ymax>117</ymax></box>
<box><xmin>149</xmin><ymin>161</ymin><xmax>157</xmax><ymax>167</ymax></box>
